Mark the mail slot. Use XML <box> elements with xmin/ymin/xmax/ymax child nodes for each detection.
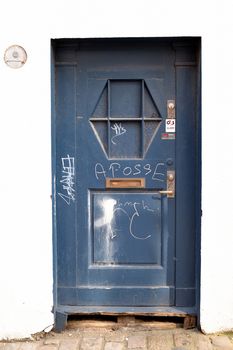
<box><xmin>106</xmin><ymin>178</ymin><xmax>145</xmax><ymax>188</ymax></box>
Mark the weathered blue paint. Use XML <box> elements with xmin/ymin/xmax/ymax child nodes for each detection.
<box><xmin>175</xmin><ymin>44</ymin><xmax>197</xmax><ymax>307</ymax></box>
<box><xmin>52</xmin><ymin>38</ymin><xmax>200</xmax><ymax>331</ymax></box>
<box><xmin>51</xmin><ymin>39</ymin><xmax>57</xmax><ymax>311</ymax></box>
<box><xmin>195</xmin><ymin>41</ymin><xmax>202</xmax><ymax>328</ymax></box>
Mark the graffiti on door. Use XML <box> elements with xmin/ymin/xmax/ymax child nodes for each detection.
<box><xmin>95</xmin><ymin>197</ymin><xmax>160</xmax><ymax>241</ymax></box>
<box><xmin>110</xmin><ymin>122</ymin><xmax>127</xmax><ymax>145</ymax></box>
<box><xmin>94</xmin><ymin>162</ymin><xmax>166</xmax><ymax>181</ymax></box>
<box><xmin>58</xmin><ymin>154</ymin><xmax>75</xmax><ymax>205</ymax></box>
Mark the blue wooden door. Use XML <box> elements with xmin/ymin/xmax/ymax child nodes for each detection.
<box><xmin>54</xmin><ymin>39</ymin><xmax>199</xmax><ymax>312</ymax></box>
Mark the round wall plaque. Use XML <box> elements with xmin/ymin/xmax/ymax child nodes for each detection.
<box><xmin>4</xmin><ymin>45</ymin><xmax>27</xmax><ymax>69</ymax></box>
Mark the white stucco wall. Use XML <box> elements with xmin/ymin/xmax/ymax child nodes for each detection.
<box><xmin>0</xmin><ymin>0</ymin><xmax>233</xmax><ymax>339</ymax></box>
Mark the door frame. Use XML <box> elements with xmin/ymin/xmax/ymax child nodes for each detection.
<box><xmin>51</xmin><ymin>37</ymin><xmax>201</xmax><ymax>330</ymax></box>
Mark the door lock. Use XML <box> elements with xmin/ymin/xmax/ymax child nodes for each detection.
<box><xmin>159</xmin><ymin>170</ymin><xmax>175</xmax><ymax>198</ymax></box>
<box><xmin>167</xmin><ymin>100</ymin><xmax>176</xmax><ymax>118</ymax></box>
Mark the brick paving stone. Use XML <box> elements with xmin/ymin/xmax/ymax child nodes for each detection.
<box><xmin>195</xmin><ymin>333</ymin><xmax>213</xmax><ymax>350</ymax></box>
<box><xmin>0</xmin><ymin>345</ymin><xmax>20</xmax><ymax>350</ymax></box>
<box><xmin>127</xmin><ymin>335</ymin><xmax>147</xmax><ymax>349</ymax></box>
<box><xmin>19</xmin><ymin>342</ymin><xmax>40</xmax><ymax>350</ymax></box>
<box><xmin>80</xmin><ymin>337</ymin><xmax>104</xmax><ymax>350</ymax></box>
<box><xmin>104</xmin><ymin>342</ymin><xmax>125</xmax><ymax>350</ymax></box>
<box><xmin>148</xmin><ymin>332</ymin><xmax>174</xmax><ymax>350</ymax></box>
<box><xmin>173</xmin><ymin>332</ymin><xmax>194</xmax><ymax>349</ymax></box>
<box><xmin>104</xmin><ymin>333</ymin><xmax>125</xmax><ymax>342</ymax></box>
<box><xmin>44</xmin><ymin>339</ymin><xmax>60</xmax><ymax>346</ymax></box>
<box><xmin>37</xmin><ymin>346</ymin><xmax>58</xmax><ymax>350</ymax></box>
<box><xmin>173</xmin><ymin>331</ymin><xmax>215</xmax><ymax>350</ymax></box>
<box><xmin>211</xmin><ymin>335</ymin><xmax>233</xmax><ymax>349</ymax></box>
<box><xmin>59</xmin><ymin>339</ymin><xmax>80</xmax><ymax>350</ymax></box>
<box><xmin>0</xmin><ymin>327</ymin><xmax>223</xmax><ymax>350</ymax></box>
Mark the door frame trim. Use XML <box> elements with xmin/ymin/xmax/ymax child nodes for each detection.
<box><xmin>51</xmin><ymin>37</ymin><xmax>201</xmax><ymax>330</ymax></box>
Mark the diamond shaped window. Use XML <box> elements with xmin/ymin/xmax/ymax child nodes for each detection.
<box><xmin>90</xmin><ymin>80</ymin><xmax>162</xmax><ymax>159</ymax></box>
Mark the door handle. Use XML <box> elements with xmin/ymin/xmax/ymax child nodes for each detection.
<box><xmin>159</xmin><ymin>170</ymin><xmax>175</xmax><ymax>198</ymax></box>
<box><xmin>159</xmin><ymin>190</ymin><xmax>174</xmax><ymax>195</ymax></box>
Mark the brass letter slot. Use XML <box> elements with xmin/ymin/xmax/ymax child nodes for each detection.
<box><xmin>106</xmin><ymin>178</ymin><xmax>145</xmax><ymax>189</ymax></box>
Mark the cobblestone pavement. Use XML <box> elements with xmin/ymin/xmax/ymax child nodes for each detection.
<box><xmin>1</xmin><ymin>321</ymin><xmax>233</xmax><ymax>350</ymax></box>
